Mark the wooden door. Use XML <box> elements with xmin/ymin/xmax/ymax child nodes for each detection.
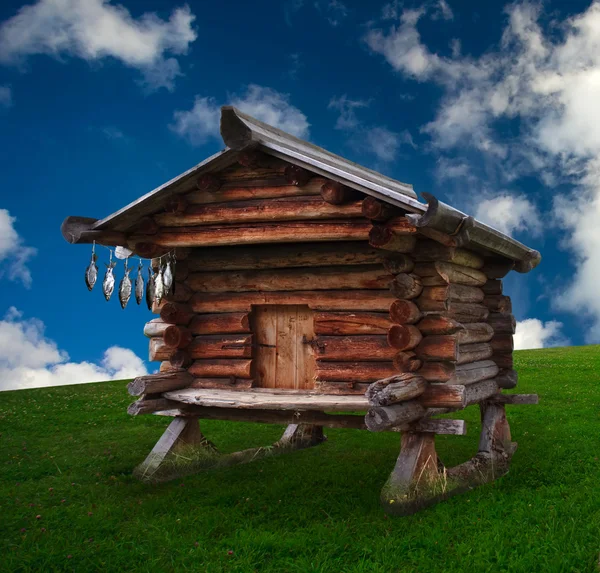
<box><xmin>252</xmin><ymin>305</ymin><xmax>315</xmax><ymax>390</ymax></box>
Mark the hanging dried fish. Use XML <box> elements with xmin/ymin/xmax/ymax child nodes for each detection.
<box><xmin>85</xmin><ymin>251</ymin><xmax>98</xmax><ymax>291</ymax></box>
<box><xmin>146</xmin><ymin>267</ymin><xmax>156</xmax><ymax>311</ymax></box>
<box><xmin>134</xmin><ymin>260</ymin><xmax>144</xmax><ymax>305</ymax></box>
<box><xmin>155</xmin><ymin>261</ymin><xmax>165</xmax><ymax>304</ymax></box>
<box><xmin>163</xmin><ymin>254</ymin><xmax>173</xmax><ymax>294</ymax></box>
<box><xmin>103</xmin><ymin>261</ymin><xmax>117</xmax><ymax>301</ymax></box>
<box><xmin>118</xmin><ymin>260</ymin><xmax>132</xmax><ymax>309</ymax></box>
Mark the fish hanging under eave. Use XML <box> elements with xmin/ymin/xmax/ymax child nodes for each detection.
<box><xmin>119</xmin><ymin>261</ymin><xmax>132</xmax><ymax>309</ymax></box>
<box><xmin>135</xmin><ymin>261</ymin><xmax>144</xmax><ymax>305</ymax></box>
<box><xmin>85</xmin><ymin>252</ymin><xmax>98</xmax><ymax>291</ymax></box>
<box><xmin>146</xmin><ymin>267</ymin><xmax>156</xmax><ymax>311</ymax></box>
<box><xmin>103</xmin><ymin>261</ymin><xmax>117</xmax><ymax>301</ymax></box>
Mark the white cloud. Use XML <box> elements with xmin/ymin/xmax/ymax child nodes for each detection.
<box><xmin>0</xmin><ymin>0</ymin><xmax>197</xmax><ymax>91</ymax></box>
<box><xmin>328</xmin><ymin>95</ymin><xmax>369</xmax><ymax>130</ymax></box>
<box><xmin>432</xmin><ymin>0</ymin><xmax>453</xmax><ymax>21</ymax></box>
<box><xmin>0</xmin><ymin>209</ymin><xmax>36</xmax><ymax>287</ymax></box>
<box><xmin>315</xmin><ymin>0</ymin><xmax>349</xmax><ymax>27</ymax></box>
<box><xmin>475</xmin><ymin>194</ymin><xmax>541</xmax><ymax>237</ymax></box>
<box><xmin>0</xmin><ymin>307</ymin><xmax>147</xmax><ymax>391</ymax></box>
<box><xmin>365</xmin><ymin>0</ymin><xmax>600</xmax><ymax>340</ymax></box>
<box><xmin>514</xmin><ymin>318</ymin><xmax>567</xmax><ymax>350</ymax></box>
<box><xmin>171</xmin><ymin>85</ymin><xmax>310</xmax><ymax>145</ymax></box>
<box><xmin>0</xmin><ymin>85</ymin><xmax>12</xmax><ymax>107</ymax></box>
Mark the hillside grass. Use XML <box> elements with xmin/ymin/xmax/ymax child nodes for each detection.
<box><xmin>1</xmin><ymin>346</ymin><xmax>599</xmax><ymax>572</ymax></box>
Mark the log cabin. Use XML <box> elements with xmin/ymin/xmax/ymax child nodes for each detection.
<box><xmin>61</xmin><ymin>107</ymin><xmax>540</xmax><ymax>514</ymax></box>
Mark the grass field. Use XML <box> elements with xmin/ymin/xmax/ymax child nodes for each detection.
<box><xmin>1</xmin><ymin>346</ymin><xmax>599</xmax><ymax>572</ymax></box>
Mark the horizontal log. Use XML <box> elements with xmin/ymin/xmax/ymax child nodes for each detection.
<box><xmin>189</xmin><ymin>290</ymin><xmax>397</xmax><ymax>313</ymax></box>
<box><xmin>389</xmin><ymin>299</ymin><xmax>421</xmax><ymax>324</ymax></box>
<box><xmin>315</xmin><ymin>361</ymin><xmax>399</xmax><ymax>383</ymax></box>
<box><xmin>492</xmin><ymin>353</ymin><xmax>513</xmax><ymax>369</ymax></box>
<box><xmin>457</xmin><ymin>322</ymin><xmax>494</xmax><ymax>344</ymax></box>
<box><xmin>414</xmin><ymin>336</ymin><xmax>492</xmax><ymax>363</ymax></box>
<box><xmin>481</xmin><ymin>258</ymin><xmax>515</xmax><ymax>279</ymax></box>
<box><xmin>189</xmin><ymin>313</ymin><xmax>251</xmax><ymax>335</ymax></box>
<box><xmin>164</xmin><ymin>195</ymin><xmax>188</xmax><ymax>214</ymax></box>
<box><xmin>160</xmin><ymin>302</ymin><xmax>193</xmax><ymax>325</ymax></box>
<box><xmin>487</xmin><ymin>313</ymin><xmax>516</xmax><ymax>334</ymax></box>
<box><xmin>144</xmin><ymin>318</ymin><xmax>168</xmax><ymax>338</ymax></box>
<box><xmin>382</xmin><ymin>254</ymin><xmax>415</xmax><ymax>274</ymax></box>
<box><xmin>127</xmin><ymin>371</ymin><xmax>193</xmax><ymax>396</ymax></box>
<box><xmin>159</xmin><ymin>361</ymin><xmax>177</xmax><ymax>372</ymax></box>
<box><xmin>491</xmin><ymin>393</ymin><xmax>538</xmax><ymax>405</ymax></box>
<box><xmin>169</xmin><ymin>350</ymin><xmax>192</xmax><ymax>369</ymax></box>
<box><xmin>419</xmin><ymin>384</ymin><xmax>466</xmax><ymax>409</ymax></box>
<box><xmin>392</xmin><ymin>351</ymin><xmax>422</xmax><ymax>372</ymax></box>
<box><xmin>188</xmin><ymin>265</ymin><xmax>393</xmax><ymax>292</ymax></box>
<box><xmin>163</xmin><ymin>325</ymin><xmax>193</xmax><ymax>349</ymax></box>
<box><xmin>284</xmin><ymin>165</ymin><xmax>312</xmax><ymax>186</ymax></box>
<box><xmin>416</xmin><ymin>315</ymin><xmax>462</xmax><ymax>335</ymax></box>
<box><xmin>483</xmin><ymin>295</ymin><xmax>512</xmax><ymax>313</ymax></box>
<box><xmin>186</xmin><ymin>242</ymin><xmax>393</xmax><ymax>271</ymax></box>
<box><xmin>189</xmin><ymin>378</ymin><xmax>254</xmax><ymax>391</ymax></box>
<box><xmin>496</xmin><ymin>369</ymin><xmax>518</xmax><ymax>389</ymax></box>
<box><xmin>482</xmin><ymin>280</ymin><xmax>502</xmax><ymax>295</ymax></box>
<box><xmin>127</xmin><ymin>397</ymin><xmax>178</xmax><ymax>416</ymax></box>
<box><xmin>413</xmin><ymin>240</ymin><xmax>484</xmax><ymax>269</ymax></box>
<box><xmin>413</xmin><ymin>262</ymin><xmax>487</xmax><ymax>287</ymax></box>
<box><xmin>457</xmin><ymin>342</ymin><xmax>493</xmax><ymax>365</ymax></box>
<box><xmin>369</xmin><ymin>220</ymin><xmax>418</xmax><ymax>251</ymax></box>
<box><xmin>320</xmin><ymin>181</ymin><xmax>362</xmax><ymax>204</ymax></box>
<box><xmin>134</xmin><ymin>217</ymin><xmax>159</xmax><ymax>235</ymax></box>
<box><xmin>134</xmin><ymin>220</ymin><xmax>372</xmax><ymax>248</ymax></box>
<box><xmin>387</xmin><ymin>325</ymin><xmax>423</xmax><ymax>351</ymax></box>
<box><xmin>404</xmin><ymin>418</ymin><xmax>466</xmax><ymax>435</ymax></box>
<box><xmin>313</xmin><ymin>381</ymin><xmax>370</xmax><ymax>395</ymax></box>
<box><xmin>150</xmin><ymin>335</ymin><xmax>253</xmax><ymax>361</ymax></box>
<box><xmin>390</xmin><ymin>273</ymin><xmax>423</xmax><ymax>299</ymax></box>
<box><xmin>366</xmin><ymin>374</ymin><xmax>427</xmax><ymax>406</ymax></box>
<box><xmin>313</xmin><ymin>335</ymin><xmax>396</xmax><ymax>361</ymax></box>
<box><xmin>313</xmin><ymin>311</ymin><xmax>393</xmax><ymax>335</ymax></box>
<box><xmin>417</xmin><ymin>360</ymin><xmax>498</xmax><ymax>384</ymax></box>
<box><xmin>365</xmin><ymin>400</ymin><xmax>426</xmax><ymax>432</ymax></box>
<box><xmin>155</xmin><ymin>196</ymin><xmax>364</xmax><ymax>227</ymax></box>
<box><xmin>195</xmin><ymin>173</ymin><xmax>221</xmax><ymax>193</ymax></box>
<box><xmin>415</xmin><ymin>298</ymin><xmax>489</xmax><ymax>322</ymax></box>
<box><xmin>189</xmin><ymin>359</ymin><xmax>253</xmax><ymax>378</ymax></box>
<box><xmin>60</xmin><ymin>216</ymin><xmax>128</xmax><ymax>246</ymax></box>
<box><xmin>162</xmin><ymin>282</ymin><xmax>193</xmax><ymax>304</ymax></box>
<box><xmin>464</xmin><ymin>379</ymin><xmax>499</xmax><ymax>406</ymax></box>
<box><xmin>362</xmin><ymin>196</ymin><xmax>401</xmax><ymax>221</ymax></box>
<box><xmin>490</xmin><ymin>334</ymin><xmax>514</xmax><ymax>352</ymax></box>
<box><xmin>418</xmin><ymin>285</ymin><xmax>485</xmax><ymax>303</ymax></box>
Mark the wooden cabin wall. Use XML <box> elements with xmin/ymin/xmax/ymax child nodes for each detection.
<box><xmin>138</xmin><ymin>153</ymin><xmax>517</xmax><ymax>398</ymax></box>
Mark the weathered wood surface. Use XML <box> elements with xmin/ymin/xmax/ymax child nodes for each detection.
<box><xmin>366</xmin><ymin>374</ymin><xmax>427</xmax><ymax>406</ymax></box>
<box><xmin>195</xmin><ymin>173</ymin><xmax>222</xmax><ymax>193</ymax></box>
<box><xmin>457</xmin><ymin>343</ymin><xmax>493</xmax><ymax>365</ymax></box>
<box><xmin>415</xmin><ymin>336</ymin><xmax>492</xmax><ymax>363</ymax></box>
<box><xmin>314</xmin><ymin>311</ymin><xmax>393</xmax><ymax>335</ymax></box>
<box><xmin>369</xmin><ymin>220</ymin><xmax>418</xmax><ymax>251</ymax></box>
<box><xmin>413</xmin><ymin>262</ymin><xmax>487</xmax><ymax>286</ymax></box>
<box><xmin>164</xmin><ymin>195</ymin><xmax>188</xmax><ymax>214</ymax></box>
<box><xmin>186</xmin><ymin>179</ymin><xmax>325</xmax><ymax>204</ymax></box>
<box><xmin>415</xmin><ymin>299</ymin><xmax>489</xmax><ymax>322</ymax></box>
<box><xmin>416</xmin><ymin>315</ymin><xmax>461</xmax><ymax>335</ymax></box>
<box><xmin>313</xmin><ymin>335</ymin><xmax>397</xmax><ymax>361</ymax></box>
<box><xmin>390</xmin><ymin>274</ymin><xmax>423</xmax><ymax>299</ymax></box>
<box><xmin>144</xmin><ymin>318</ymin><xmax>168</xmax><ymax>338</ymax></box>
<box><xmin>483</xmin><ymin>295</ymin><xmax>512</xmax><ymax>313</ymax></box>
<box><xmin>418</xmin><ymin>360</ymin><xmax>499</xmax><ymax>385</ymax></box>
<box><xmin>487</xmin><ymin>312</ymin><xmax>516</xmax><ymax>334</ymax></box>
<box><xmin>481</xmin><ymin>258</ymin><xmax>515</xmax><ymax>279</ymax></box>
<box><xmin>164</xmin><ymin>387</ymin><xmax>369</xmax><ymax>411</ymax></box>
<box><xmin>362</xmin><ymin>196</ymin><xmax>401</xmax><ymax>221</ymax></box>
<box><xmin>188</xmin><ymin>359</ymin><xmax>253</xmax><ymax>378</ymax></box>
<box><xmin>392</xmin><ymin>351</ymin><xmax>422</xmax><ymax>372</ymax></box>
<box><xmin>496</xmin><ymin>368</ymin><xmax>518</xmax><ymax>389</ymax></box>
<box><xmin>492</xmin><ymin>353</ymin><xmax>514</xmax><ymax>369</ymax></box>
<box><xmin>189</xmin><ymin>312</ymin><xmax>251</xmax><ymax>334</ymax></box>
<box><xmin>189</xmin><ymin>290</ymin><xmax>397</xmax><ymax>313</ymax></box>
<box><xmin>162</xmin><ymin>282</ymin><xmax>193</xmax><ymax>303</ymax></box>
<box><xmin>151</xmin><ymin>335</ymin><xmax>253</xmax><ymax>361</ymax></box>
<box><xmin>128</xmin><ymin>397</ymin><xmax>179</xmax><ymax>416</ymax></box>
<box><xmin>419</xmin><ymin>384</ymin><xmax>466</xmax><ymax>408</ymax></box>
<box><xmin>155</xmin><ymin>196</ymin><xmax>364</xmax><ymax>226</ymax></box>
<box><xmin>315</xmin><ymin>361</ymin><xmax>398</xmax><ymax>383</ymax></box>
<box><xmin>365</xmin><ymin>401</ymin><xmax>426</xmax><ymax>432</ymax></box>
<box><xmin>128</xmin><ymin>371</ymin><xmax>193</xmax><ymax>396</ymax></box>
<box><xmin>284</xmin><ymin>165</ymin><xmax>312</xmax><ymax>186</ymax></box>
<box><xmin>490</xmin><ymin>334</ymin><xmax>514</xmax><ymax>352</ymax></box>
<box><xmin>382</xmin><ymin>255</ymin><xmax>415</xmax><ymax>274</ymax></box>
<box><xmin>482</xmin><ymin>279</ymin><xmax>503</xmax><ymax>295</ymax></box>
<box><xmin>313</xmin><ymin>380</ymin><xmax>370</xmax><ymax>395</ymax></box>
<box><xmin>189</xmin><ymin>378</ymin><xmax>254</xmax><ymax>390</ymax></box>
<box><xmin>418</xmin><ymin>285</ymin><xmax>485</xmax><ymax>303</ymax></box>
<box><xmin>160</xmin><ymin>302</ymin><xmax>194</xmax><ymax>325</ymax></box>
<box><xmin>188</xmin><ymin>265</ymin><xmax>393</xmax><ymax>292</ymax></box>
<box><xmin>389</xmin><ymin>299</ymin><xmax>422</xmax><ymax>324</ymax></box>
<box><xmin>163</xmin><ymin>325</ymin><xmax>193</xmax><ymax>349</ymax></box>
<box><xmin>491</xmin><ymin>393</ymin><xmax>538</xmax><ymax>405</ymax></box>
<box><xmin>320</xmin><ymin>181</ymin><xmax>362</xmax><ymax>204</ymax></box>
<box><xmin>464</xmin><ymin>379</ymin><xmax>499</xmax><ymax>406</ymax></box>
<box><xmin>387</xmin><ymin>325</ymin><xmax>423</xmax><ymax>351</ymax></box>
<box><xmin>186</xmin><ymin>242</ymin><xmax>392</xmax><ymax>271</ymax></box>
<box><xmin>252</xmin><ymin>305</ymin><xmax>315</xmax><ymax>390</ymax></box>
<box><xmin>169</xmin><ymin>350</ymin><xmax>193</xmax><ymax>369</ymax></box>
<box><xmin>134</xmin><ymin>220</ymin><xmax>372</xmax><ymax>248</ymax></box>
<box><xmin>413</xmin><ymin>241</ymin><xmax>484</xmax><ymax>269</ymax></box>
<box><xmin>457</xmin><ymin>323</ymin><xmax>494</xmax><ymax>344</ymax></box>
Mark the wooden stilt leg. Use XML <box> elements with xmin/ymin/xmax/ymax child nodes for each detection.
<box><xmin>276</xmin><ymin>424</ymin><xmax>327</xmax><ymax>448</ymax></box>
<box><xmin>133</xmin><ymin>416</ymin><xmax>216</xmax><ymax>482</ymax></box>
<box><xmin>381</xmin><ymin>432</ymin><xmax>444</xmax><ymax>514</ymax></box>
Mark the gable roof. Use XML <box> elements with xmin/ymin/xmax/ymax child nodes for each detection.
<box><xmin>63</xmin><ymin>106</ymin><xmax>541</xmax><ymax>273</ymax></box>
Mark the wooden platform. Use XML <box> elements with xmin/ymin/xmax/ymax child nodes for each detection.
<box><xmin>163</xmin><ymin>388</ymin><xmax>369</xmax><ymax>411</ymax></box>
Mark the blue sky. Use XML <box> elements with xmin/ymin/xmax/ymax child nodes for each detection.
<box><xmin>0</xmin><ymin>0</ymin><xmax>598</xmax><ymax>390</ymax></box>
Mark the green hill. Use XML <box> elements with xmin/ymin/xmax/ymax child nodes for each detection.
<box><xmin>1</xmin><ymin>346</ymin><xmax>599</xmax><ymax>572</ymax></box>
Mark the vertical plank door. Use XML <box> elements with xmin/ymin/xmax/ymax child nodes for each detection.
<box><xmin>252</xmin><ymin>305</ymin><xmax>315</xmax><ymax>390</ymax></box>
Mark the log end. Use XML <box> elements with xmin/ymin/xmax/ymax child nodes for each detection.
<box><xmin>60</xmin><ymin>216</ymin><xmax>99</xmax><ymax>244</ymax></box>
